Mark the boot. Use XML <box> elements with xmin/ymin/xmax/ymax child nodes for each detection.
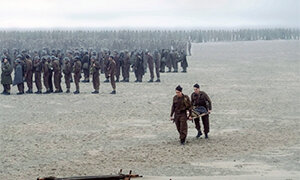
<box><xmin>104</xmin><ymin>79</ymin><xmax>109</xmax><ymax>83</ymax></box>
<box><xmin>73</xmin><ymin>90</ymin><xmax>80</xmax><ymax>94</ymax></box>
<box><xmin>205</xmin><ymin>133</ymin><xmax>208</xmax><ymax>139</ymax></box>
<box><xmin>66</xmin><ymin>89</ymin><xmax>70</xmax><ymax>93</ymax></box>
<box><xmin>92</xmin><ymin>90</ymin><xmax>99</xmax><ymax>94</ymax></box>
<box><xmin>148</xmin><ymin>79</ymin><xmax>153</xmax><ymax>83</ymax></box>
<box><xmin>35</xmin><ymin>90</ymin><xmax>42</xmax><ymax>94</ymax></box>
<box><xmin>110</xmin><ymin>90</ymin><xmax>116</xmax><ymax>94</ymax></box>
<box><xmin>180</xmin><ymin>139</ymin><xmax>185</xmax><ymax>145</ymax></box>
<box><xmin>155</xmin><ymin>79</ymin><xmax>160</xmax><ymax>82</ymax></box>
<box><xmin>196</xmin><ymin>131</ymin><xmax>202</xmax><ymax>138</ymax></box>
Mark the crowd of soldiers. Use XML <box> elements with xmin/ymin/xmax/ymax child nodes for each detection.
<box><xmin>1</xmin><ymin>47</ymin><xmax>189</xmax><ymax>95</ymax></box>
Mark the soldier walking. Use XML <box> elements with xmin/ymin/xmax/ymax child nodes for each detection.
<box><xmin>170</xmin><ymin>85</ymin><xmax>192</xmax><ymax>145</ymax></box>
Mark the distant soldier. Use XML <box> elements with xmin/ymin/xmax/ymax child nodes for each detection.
<box><xmin>62</xmin><ymin>57</ymin><xmax>72</xmax><ymax>93</ymax></box>
<box><xmin>170</xmin><ymin>49</ymin><xmax>178</xmax><ymax>73</ymax></box>
<box><xmin>113</xmin><ymin>51</ymin><xmax>121</xmax><ymax>82</ymax></box>
<box><xmin>191</xmin><ymin>84</ymin><xmax>212</xmax><ymax>139</ymax></box>
<box><xmin>33</xmin><ymin>56</ymin><xmax>43</xmax><ymax>94</ymax></box>
<box><xmin>73</xmin><ymin>56</ymin><xmax>82</xmax><ymax>94</ymax></box>
<box><xmin>153</xmin><ymin>50</ymin><xmax>161</xmax><ymax>82</ymax></box>
<box><xmin>170</xmin><ymin>85</ymin><xmax>192</xmax><ymax>145</ymax></box>
<box><xmin>13</xmin><ymin>59</ymin><xmax>25</xmax><ymax>95</ymax></box>
<box><xmin>81</xmin><ymin>51</ymin><xmax>90</xmax><ymax>83</ymax></box>
<box><xmin>187</xmin><ymin>40</ymin><xmax>192</xmax><ymax>56</ymax></box>
<box><xmin>121</xmin><ymin>50</ymin><xmax>130</xmax><ymax>82</ymax></box>
<box><xmin>52</xmin><ymin>57</ymin><xmax>63</xmax><ymax>93</ymax></box>
<box><xmin>24</xmin><ymin>54</ymin><xmax>33</xmax><ymax>93</ymax></box>
<box><xmin>180</xmin><ymin>50</ymin><xmax>188</xmax><ymax>73</ymax></box>
<box><xmin>145</xmin><ymin>51</ymin><xmax>154</xmax><ymax>82</ymax></box>
<box><xmin>42</xmin><ymin>56</ymin><xmax>51</xmax><ymax>94</ymax></box>
<box><xmin>1</xmin><ymin>56</ymin><xmax>13</xmax><ymax>95</ymax></box>
<box><xmin>133</xmin><ymin>52</ymin><xmax>144</xmax><ymax>82</ymax></box>
<box><xmin>90</xmin><ymin>56</ymin><xmax>100</xmax><ymax>94</ymax></box>
<box><xmin>104</xmin><ymin>51</ymin><xmax>110</xmax><ymax>83</ymax></box>
<box><xmin>108</xmin><ymin>55</ymin><xmax>116</xmax><ymax>94</ymax></box>
<box><xmin>48</xmin><ymin>56</ymin><xmax>54</xmax><ymax>93</ymax></box>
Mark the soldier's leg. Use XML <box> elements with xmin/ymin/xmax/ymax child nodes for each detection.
<box><xmin>148</xmin><ymin>63</ymin><xmax>154</xmax><ymax>82</ymax></box>
<box><xmin>2</xmin><ymin>85</ymin><xmax>6</xmax><ymax>93</ymax></box>
<box><xmin>65</xmin><ymin>74</ymin><xmax>71</xmax><ymax>93</ymax></box>
<box><xmin>110</xmin><ymin>75</ymin><xmax>116</xmax><ymax>91</ymax></box>
<box><xmin>202</xmin><ymin>115</ymin><xmax>210</xmax><ymax>138</ymax></box>
<box><xmin>5</xmin><ymin>84</ymin><xmax>11</xmax><ymax>94</ymax></box>
<box><xmin>155</xmin><ymin>62</ymin><xmax>160</xmax><ymax>81</ymax></box>
<box><xmin>43</xmin><ymin>75</ymin><xmax>50</xmax><ymax>92</ymax></box>
<box><xmin>48</xmin><ymin>74</ymin><xmax>53</xmax><ymax>92</ymax></box>
<box><xmin>38</xmin><ymin>74</ymin><xmax>43</xmax><ymax>92</ymax></box>
<box><xmin>179</xmin><ymin>116</ymin><xmax>188</xmax><ymax>143</ymax></box>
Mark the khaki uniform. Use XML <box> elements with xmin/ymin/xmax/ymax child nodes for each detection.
<box><xmin>52</xmin><ymin>60</ymin><xmax>62</xmax><ymax>92</ymax></box>
<box><xmin>25</xmin><ymin>58</ymin><xmax>33</xmax><ymax>91</ymax></box>
<box><xmin>108</xmin><ymin>60</ymin><xmax>116</xmax><ymax>90</ymax></box>
<box><xmin>170</xmin><ymin>94</ymin><xmax>192</xmax><ymax>142</ymax></box>
<box><xmin>73</xmin><ymin>60</ymin><xmax>82</xmax><ymax>91</ymax></box>
<box><xmin>191</xmin><ymin>91</ymin><xmax>212</xmax><ymax>134</ymax></box>
<box><xmin>91</xmin><ymin>61</ymin><xmax>100</xmax><ymax>91</ymax></box>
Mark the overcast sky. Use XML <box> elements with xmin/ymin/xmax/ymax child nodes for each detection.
<box><xmin>0</xmin><ymin>0</ymin><xmax>299</xmax><ymax>29</ymax></box>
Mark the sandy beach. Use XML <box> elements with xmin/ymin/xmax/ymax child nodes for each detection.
<box><xmin>1</xmin><ymin>40</ymin><xmax>300</xmax><ymax>180</ymax></box>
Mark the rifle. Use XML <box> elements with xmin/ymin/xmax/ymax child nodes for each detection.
<box><xmin>37</xmin><ymin>169</ymin><xmax>142</xmax><ymax>180</ymax></box>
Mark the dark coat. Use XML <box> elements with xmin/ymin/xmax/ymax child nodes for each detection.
<box><xmin>13</xmin><ymin>63</ymin><xmax>24</xmax><ymax>85</ymax></box>
<box><xmin>1</xmin><ymin>62</ymin><xmax>13</xmax><ymax>85</ymax></box>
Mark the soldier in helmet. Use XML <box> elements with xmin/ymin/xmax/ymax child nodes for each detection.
<box><xmin>81</xmin><ymin>51</ymin><xmax>90</xmax><ymax>83</ymax></box>
<box><xmin>33</xmin><ymin>56</ymin><xmax>43</xmax><ymax>94</ymax></box>
<box><xmin>133</xmin><ymin>52</ymin><xmax>144</xmax><ymax>82</ymax></box>
<box><xmin>1</xmin><ymin>56</ymin><xmax>13</xmax><ymax>95</ymax></box>
<box><xmin>42</xmin><ymin>56</ymin><xmax>50</xmax><ymax>94</ymax></box>
<box><xmin>121</xmin><ymin>50</ymin><xmax>130</xmax><ymax>82</ymax></box>
<box><xmin>113</xmin><ymin>50</ymin><xmax>120</xmax><ymax>82</ymax></box>
<box><xmin>48</xmin><ymin>56</ymin><xmax>54</xmax><ymax>93</ymax></box>
<box><xmin>73</xmin><ymin>56</ymin><xmax>82</xmax><ymax>94</ymax></box>
<box><xmin>62</xmin><ymin>57</ymin><xmax>72</xmax><ymax>93</ymax></box>
<box><xmin>180</xmin><ymin>50</ymin><xmax>188</xmax><ymax>73</ymax></box>
<box><xmin>90</xmin><ymin>56</ymin><xmax>100</xmax><ymax>94</ymax></box>
<box><xmin>52</xmin><ymin>56</ymin><xmax>63</xmax><ymax>93</ymax></box>
<box><xmin>24</xmin><ymin>54</ymin><xmax>33</xmax><ymax>93</ymax></box>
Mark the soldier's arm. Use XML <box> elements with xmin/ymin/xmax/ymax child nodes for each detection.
<box><xmin>203</xmin><ymin>92</ymin><xmax>212</xmax><ymax>110</ymax></box>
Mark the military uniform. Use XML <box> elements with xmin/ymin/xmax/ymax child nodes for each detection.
<box><xmin>52</xmin><ymin>59</ymin><xmax>62</xmax><ymax>93</ymax></box>
<box><xmin>90</xmin><ymin>60</ymin><xmax>100</xmax><ymax>93</ymax></box>
<box><xmin>153</xmin><ymin>51</ymin><xmax>161</xmax><ymax>82</ymax></box>
<box><xmin>33</xmin><ymin>57</ymin><xmax>43</xmax><ymax>93</ymax></box>
<box><xmin>170</xmin><ymin>94</ymin><xmax>192</xmax><ymax>144</ymax></box>
<box><xmin>13</xmin><ymin>60</ymin><xmax>24</xmax><ymax>95</ymax></box>
<box><xmin>73</xmin><ymin>58</ymin><xmax>82</xmax><ymax>94</ymax></box>
<box><xmin>133</xmin><ymin>54</ymin><xmax>144</xmax><ymax>82</ymax></box>
<box><xmin>145</xmin><ymin>53</ymin><xmax>154</xmax><ymax>82</ymax></box>
<box><xmin>1</xmin><ymin>61</ymin><xmax>13</xmax><ymax>95</ymax></box>
<box><xmin>108</xmin><ymin>58</ymin><xmax>116</xmax><ymax>93</ymax></box>
<box><xmin>191</xmin><ymin>91</ymin><xmax>212</xmax><ymax>137</ymax></box>
<box><xmin>121</xmin><ymin>52</ymin><xmax>130</xmax><ymax>82</ymax></box>
<box><xmin>63</xmin><ymin>59</ymin><xmax>72</xmax><ymax>93</ymax></box>
<box><xmin>82</xmin><ymin>53</ymin><xmax>90</xmax><ymax>82</ymax></box>
<box><xmin>42</xmin><ymin>59</ymin><xmax>50</xmax><ymax>93</ymax></box>
<box><xmin>24</xmin><ymin>57</ymin><xmax>33</xmax><ymax>93</ymax></box>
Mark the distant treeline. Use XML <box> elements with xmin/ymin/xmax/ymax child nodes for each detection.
<box><xmin>0</xmin><ymin>28</ymin><xmax>299</xmax><ymax>51</ymax></box>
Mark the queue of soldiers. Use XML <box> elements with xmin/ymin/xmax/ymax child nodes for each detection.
<box><xmin>1</xmin><ymin>48</ymin><xmax>189</xmax><ymax>95</ymax></box>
